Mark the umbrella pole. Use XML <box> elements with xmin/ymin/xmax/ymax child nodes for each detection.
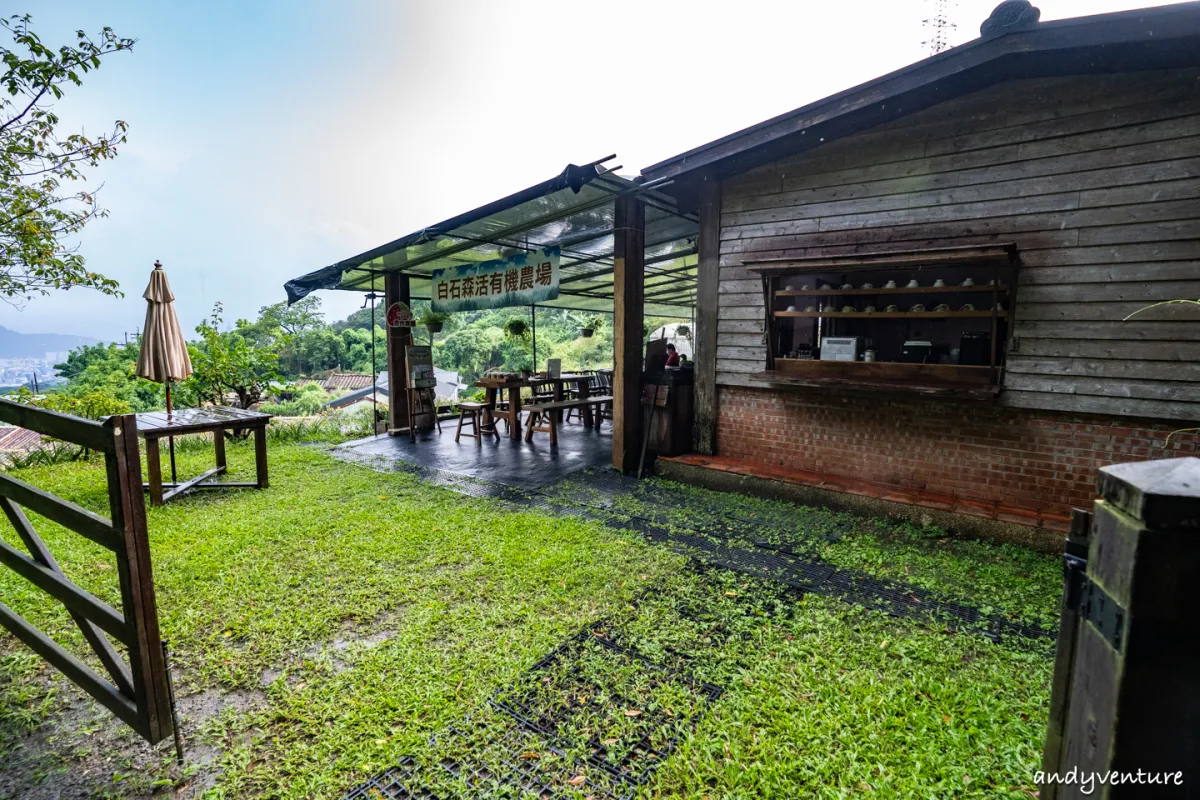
<box><xmin>166</xmin><ymin>382</ymin><xmax>177</xmax><ymax>484</ymax></box>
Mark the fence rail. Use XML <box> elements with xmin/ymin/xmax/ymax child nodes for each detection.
<box><xmin>0</xmin><ymin>398</ymin><xmax>172</xmax><ymax>744</ymax></box>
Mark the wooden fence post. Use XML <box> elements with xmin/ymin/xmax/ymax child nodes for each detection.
<box><xmin>1046</xmin><ymin>456</ymin><xmax>1199</xmax><ymax>797</ymax></box>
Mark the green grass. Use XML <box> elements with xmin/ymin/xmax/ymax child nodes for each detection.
<box><xmin>0</xmin><ymin>441</ymin><xmax>1055</xmax><ymax>798</ymax></box>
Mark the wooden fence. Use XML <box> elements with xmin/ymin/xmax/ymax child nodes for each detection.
<box><xmin>0</xmin><ymin>398</ymin><xmax>173</xmax><ymax>744</ymax></box>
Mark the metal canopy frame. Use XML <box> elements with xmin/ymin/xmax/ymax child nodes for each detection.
<box><xmin>284</xmin><ymin>158</ymin><xmax>699</xmax><ymax>317</ymax></box>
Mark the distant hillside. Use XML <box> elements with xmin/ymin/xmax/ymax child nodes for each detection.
<box><xmin>0</xmin><ymin>326</ymin><xmax>98</xmax><ymax>359</ymax></box>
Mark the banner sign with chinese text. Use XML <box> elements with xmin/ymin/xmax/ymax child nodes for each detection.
<box><xmin>430</xmin><ymin>246</ymin><xmax>560</xmax><ymax>313</ymax></box>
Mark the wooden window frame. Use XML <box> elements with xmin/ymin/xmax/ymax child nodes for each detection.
<box><xmin>743</xmin><ymin>244</ymin><xmax>1019</xmax><ymax>398</ymax></box>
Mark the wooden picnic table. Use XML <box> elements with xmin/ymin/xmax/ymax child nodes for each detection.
<box><xmin>473</xmin><ymin>374</ymin><xmax>596</xmax><ymax>441</ymax></box>
<box><xmin>135</xmin><ymin>406</ymin><xmax>272</xmax><ymax>505</ymax></box>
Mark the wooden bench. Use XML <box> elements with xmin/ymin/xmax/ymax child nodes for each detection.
<box><xmin>523</xmin><ymin>395</ymin><xmax>614</xmax><ymax>445</ymax></box>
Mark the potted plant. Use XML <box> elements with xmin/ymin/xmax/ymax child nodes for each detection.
<box><xmin>675</xmin><ymin>324</ymin><xmax>691</xmax><ymax>340</ymax></box>
<box><xmin>580</xmin><ymin>316</ymin><xmax>604</xmax><ymax>338</ymax></box>
<box><xmin>515</xmin><ymin>358</ymin><xmax>533</xmax><ymax>379</ymax></box>
<box><xmin>419</xmin><ymin>309</ymin><xmax>448</xmax><ymax>334</ymax></box>
<box><xmin>504</xmin><ymin>317</ymin><xmax>530</xmax><ymax>342</ymax></box>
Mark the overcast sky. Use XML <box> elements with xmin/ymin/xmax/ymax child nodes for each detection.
<box><xmin>5</xmin><ymin>0</ymin><xmax>1176</xmax><ymax>342</ymax></box>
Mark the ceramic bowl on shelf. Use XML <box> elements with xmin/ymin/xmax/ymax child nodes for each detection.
<box><xmin>933</xmin><ymin>279</ymin><xmax>946</xmax><ymax>287</ymax></box>
<box><xmin>910</xmin><ymin>304</ymin><xmax>926</xmax><ymax>312</ymax></box>
<box><xmin>986</xmin><ymin>279</ymin><xmax>995</xmax><ymax>286</ymax></box>
<box><xmin>961</xmin><ymin>277</ymin><xmax>975</xmax><ymax>287</ymax></box>
<box><xmin>786</xmin><ymin>305</ymin><xmax>797</xmax><ymax>312</ymax></box>
<box><xmin>961</xmin><ymin>303</ymin><xmax>975</xmax><ymax>312</ymax></box>
<box><xmin>842</xmin><ymin>305</ymin><xmax>855</xmax><ymax>313</ymax></box>
<box><xmin>995</xmin><ymin>302</ymin><xmax>1006</xmax><ymax>311</ymax></box>
<box><xmin>863</xmin><ymin>305</ymin><xmax>876</xmax><ymax>313</ymax></box>
<box><xmin>785</xmin><ymin>284</ymin><xmax>795</xmax><ymax>291</ymax></box>
<box><xmin>906</xmin><ymin>279</ymin><xmax>920</xmax><ymax>288</ymax></box>
<box><xmin>885</xmin><ymin>304</ymin><xmax>900</xmax><ymax>312</ymax></box>
<box><xmin>804</xmin><ymin>305</ymin><xmax>816</xmax><ymax>312</ymax></box>
<box><xmin>884</xmin><ymin>280</ymin><xmax>897</xmax><ymax>289</ymax></box>
<box><xmin>840</xmin><ymin>283</ymin><xmax>854</xmax><ymax>290</ymax></box>
<box><xmin>860</xmin><ymin>282</ymin><xmax>874</xmax><ymax>289</ymax></box>
<box><xmin>820</xmin><ymin>283</ymin><xmax>834</xmax><ymax>291</ymax></box>
<box><xmin>934</xmin><ymin>303</ymin><xmax>950</xmax><ymax>312</ymax></box>
<box><xmin>801</xmin><ymin>284</ymin><xmax>812</xmax><ymax>291</ymax></box>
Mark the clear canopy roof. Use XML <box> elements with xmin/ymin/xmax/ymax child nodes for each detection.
<box><xmin>284</xmin><ymin>161</ymin><xmax>698</xmax><ymax>316</ymax></box>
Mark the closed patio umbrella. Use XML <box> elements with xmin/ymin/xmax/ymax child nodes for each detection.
<box><xmin>136</xmin><ymin>260</ymin><xmax>192</xmax><ymax>481</ymax></box>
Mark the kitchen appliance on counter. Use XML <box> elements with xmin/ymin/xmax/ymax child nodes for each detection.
<box><xmin>820</xmin><ymin>336</ymin><xmax>862</xmax><ymax>361</ymax></box>
<box><xmin>901</xmin><ymin>340</ymin><xmax>934</xmax><ymax>363</ymax></box>
<box><xmin>784</xmin><ymin>343</ymin><xmax>816</xmax><ymax>360</ymax></box>
<box><xmin>960</xmin><ymin>332</ymin><xmax>993</xmax><ymax>366</ymax></box>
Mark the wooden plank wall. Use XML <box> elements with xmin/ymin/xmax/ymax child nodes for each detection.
<box><xmin>716</xmin><ymin>69</ymin><xmax>1200</xmax><ymax>422</ymax></box>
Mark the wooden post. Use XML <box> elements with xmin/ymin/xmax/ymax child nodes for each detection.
<box><xmin>385</xmin><ymin>273</ymin><xmax>412</xmax><ymax>434</ymax></box>
<box><xmin>104</xmin><ymin>414</ymin><xmax>172</xmax><ymax>743</ymax></box>
<box><xmin>693</xmin><ymin>171</ymin><xmax>720</xmax><ymax>456</ymax></box>
<box><xmin>612</xmin><ymin>194</ymin><xmax>645</xmax><ymax>474</ymax></box>
<box><xmin>1047</xmin><ymin>457</ymin><xmax>1199</xmax><ymax>796</ymax></box>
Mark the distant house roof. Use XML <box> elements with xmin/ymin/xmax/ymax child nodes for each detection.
<box><xmin>641</xmin><ymin>1</ymin><xmax>1200</xmax><ymax>197</ymax></box>
<box><xmin>322</xmin><ymin>372</ymin><xmax>374</xmax><ymax>391</ymax></box>
<box><xmin>0</xmin><ymin>426</ymin><xmax>44</xmax><ymax>453</ymax></box>
<box><xmin>296</xmin><ymin>372</ymin><xmax>375</xmax><ymax>392</ymax></box>
<box><xmin>324</xmin><ymin>368</ymin><xmax>464</xmax><ymax>409</ymax></box>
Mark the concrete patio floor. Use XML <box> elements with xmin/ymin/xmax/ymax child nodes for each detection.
<box><xmin>329</xmin><ymin>420</ymin><xmax>613</xmax><ymax>490</ymax></box>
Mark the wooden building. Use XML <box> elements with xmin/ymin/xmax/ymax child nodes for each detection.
<box><xmin>642</xmin><ymin>1</ymin><xmax>1200</xmax><ymax>540</ymax></box>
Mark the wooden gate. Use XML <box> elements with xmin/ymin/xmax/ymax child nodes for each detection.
<box><xmin>0</xmin><ymin>399</ymin><xmax>173</xmax><ymax>744</ymax></box>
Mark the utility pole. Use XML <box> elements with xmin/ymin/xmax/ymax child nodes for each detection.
<box><xmin>923</xmin><ymin>0</ymin><xmax>956</xmax><ymax>55</ymax></box>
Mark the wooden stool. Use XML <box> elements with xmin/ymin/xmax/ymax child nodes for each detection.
<box><xmin>456</xmin><ymin>402</ymin><xmax>499</xmax><ymax>443</ymax></box>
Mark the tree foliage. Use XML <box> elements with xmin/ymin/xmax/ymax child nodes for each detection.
<box><xmin>51</xmin><ymin>340</ymin><xmax>163</xmax><ymax>410</ymax></box>
<box><xmin>1</xmin><ymin>14</ymin><xmax>134</xmax><ymax>303</ymax></box>
<box><xmin>186</xmin><ymin>303</ymin><xmax>281</xmax><ymax>409</ymax></box>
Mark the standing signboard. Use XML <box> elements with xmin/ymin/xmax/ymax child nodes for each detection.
<box><xmin>431</xmin><ymin>246</ymin><xmax>560</xmax><ymax>313</ymax></box>
<box><xmin>405</xmin><ymin>345</ymin><xmax>436</xmax><ymax>389</ymax></box>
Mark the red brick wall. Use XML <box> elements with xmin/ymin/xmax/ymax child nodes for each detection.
<box><xmin>716</xmin><ymin>386</ymin><xmax>1200</xmax><ymax>514</ymax></box>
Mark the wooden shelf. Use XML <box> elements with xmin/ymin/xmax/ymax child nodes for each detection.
<box><xmin>775</xmin><ymin>310</ymin><xmax>1006</xmax><ymax>319</ymax></box>
<box><xmin>776</xmin><ymin>285</ymin><xmax>1008</xmax><ymax>296</ymax></box>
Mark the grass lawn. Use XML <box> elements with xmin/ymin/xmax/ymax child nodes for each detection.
<box><xmin>0</xmin><ymin>439</ymin><xmax>1058</xmax><ymax>799</ymax></box>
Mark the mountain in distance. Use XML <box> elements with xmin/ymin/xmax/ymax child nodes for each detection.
<box><xmin>0</xmin><ymin>326</ymin><xmax>98</xmax><ymax>359</ymax></box>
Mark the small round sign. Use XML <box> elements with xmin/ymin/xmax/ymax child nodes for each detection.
<box><xmin>386</xmin><ymin>301</ymin><xmax>414</xmax><ymax>328</ymax></box>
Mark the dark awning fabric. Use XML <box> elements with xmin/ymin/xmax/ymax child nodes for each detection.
<box><xmin>283</xmin><ymin>161</ymin><xmax>698</xmax><ymax>317</ymax></box>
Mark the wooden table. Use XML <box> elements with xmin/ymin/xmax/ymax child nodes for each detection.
<box><xmin>473</xmin><ymin>374</ymin><xmax>595</xmax><ymax>440</ymax></box>
<box><xmin>135</xmin><ymin>407</ymin><xmax>272</xmax><ymax>505</ymax></box>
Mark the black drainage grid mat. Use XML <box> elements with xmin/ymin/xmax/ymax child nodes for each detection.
<box><xmin>341</xmin><ymin>724</ymin><xmax>635</xmax><ymax>800</ymax></box>
<box><xmin>341</xmin><ymin>621</ymin><xmax>726</xmax><ymax>800</ymax></box>
<box><xmin>490</xmin><ymin>625</ymin><xmax>723</xmax><ymax>790</ymax></box>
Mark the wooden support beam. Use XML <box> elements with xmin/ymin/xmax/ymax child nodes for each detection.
<box><xmin>612</xmin><ymin>194</ymin><xmax>645</xmax><ymax>474</ymax></box>
<box><xmin>385</xmin><ymin>273</ymin><xmax>412</xmax><ymax>434</ymax></box>
<box><xmin>694</xmin><ymin>172</ymin><xmax>721</xmax><ymax>456</ymax></box>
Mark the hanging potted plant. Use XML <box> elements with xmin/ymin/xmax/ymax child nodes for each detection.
<box><xmin>504</xmin><ymin>317</ymin><xmax>530</xmax><ymax>342</ymax></box>
<box><xmin>580</xmin><ymin>316</ymin><xmax>604</xmax><ymax>338</ymax></box>
<box><xmin>420</xmin><ymin>309</ymin><xmax>448</xmax><ymax>334</ymax></box>
<box><xmin>675</xmin><ymin>324</ymin><xmax>691</xmax><ymax>340</ymax></box>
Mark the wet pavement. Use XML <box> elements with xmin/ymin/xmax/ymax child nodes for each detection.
<box><xmin>330</xmin><ymin>422</ymin><xmax>613</xmax><ymax>490</ymax></box>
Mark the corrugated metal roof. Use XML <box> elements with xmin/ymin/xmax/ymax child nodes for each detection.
<box><xmin>284</xmin><ymin>161</ymin><xmax>699</xmax><ymax>316</ymax></box>
<box><xmin>0</xmin><ymin>426</ymin><xmax>45</xmax><ymax>453</ymax></box>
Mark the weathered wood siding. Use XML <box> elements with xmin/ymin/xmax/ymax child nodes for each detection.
<box><xmin>716</xmin><ymin>69</ymin><xmax>1200</xmax><ymax>421</ymax></box>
